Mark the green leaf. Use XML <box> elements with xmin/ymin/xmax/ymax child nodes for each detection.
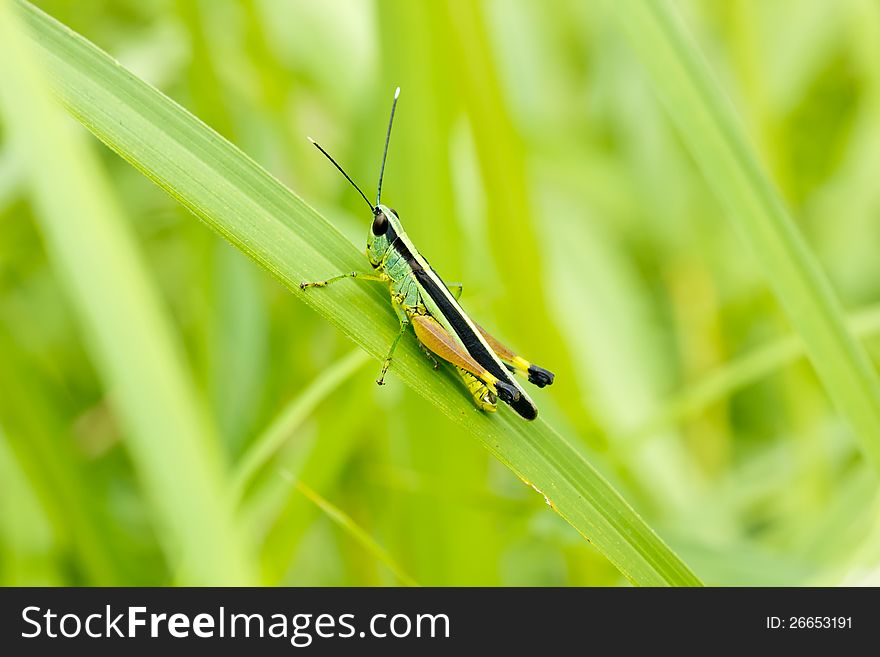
<box><xmin>0</xmin><ymin>0</ymin><xmax>255</xmax><ymax>585</ymax></box>
<box><xmin>13</xmin><ymin>0</ymin><xmax>701</xmax><ymax>586</ymax></box>
<box><xmin>231</xmin><ymin>348</ymin><xmax>369</xmax><ymax>500</ymax></box>
<box><xmin>615</xmin><ymin>0</ymin><xmax>880</xmax><ymax>473</ymax></box>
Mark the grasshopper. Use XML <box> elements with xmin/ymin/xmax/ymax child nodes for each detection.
<box><xmin>301</xmin><ymin>88</ymin><xmax>554</xmax><ymax>420</ymax></box>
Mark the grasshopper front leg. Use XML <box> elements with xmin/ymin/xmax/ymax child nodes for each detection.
<box><xmin>303</xmin><ymin>272</ymin><xmax>411</xmax><ymax>385</ymax></box>
<box><xmin>300</xmin><ymin>270</ymin><xmax>407</xmax><ymax>384</ymax></box>
<box><xmin>300</xmin><ymin>271</ymin><xmax>388</xmax><ymax>289</ymax></box>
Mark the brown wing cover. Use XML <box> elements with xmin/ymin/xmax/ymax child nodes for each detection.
<box><xmin>411</xmin><ymin>314</ymin><xmax>489</xmax><ymax>380</ymax></box>
<box><xmin>475</xmin><ymin>323</ymin><xmax>518</xmax><ymax>363</ymax></box>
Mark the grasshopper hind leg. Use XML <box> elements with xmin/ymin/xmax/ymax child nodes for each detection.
<box><xmin>456</xmin><ymin>368</ymin><xmax>497</xmax><ymax>413</ymax></box>
<box><xmin>410</xmin><ymin>313</ymin><xmax>520</xmax><ymax>411</ymax></box>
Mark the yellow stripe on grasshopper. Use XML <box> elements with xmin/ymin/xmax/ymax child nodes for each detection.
<box><xmin>512</xmin><ymin>356</ymin><xmax>531</xmax><ymax>375</ymax></box>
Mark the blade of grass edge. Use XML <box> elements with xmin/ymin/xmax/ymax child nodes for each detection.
<box><xmin>15</xmin><ymin>0</ymin><xmax>701</xmax><ymax>586</ymax></box>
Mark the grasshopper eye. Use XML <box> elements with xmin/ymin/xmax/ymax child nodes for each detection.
<box><xmin>371</xmin><ymin>211</ymin><xmax>388</xmax><ymax>235</ymax></box>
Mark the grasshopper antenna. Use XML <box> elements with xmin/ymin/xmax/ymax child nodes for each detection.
<box><xmin>376</xmin><ymin>86</ymin><xmax>400</xmax><ymax>207</ymax></box>
<box><xmin>307</xmin><ymin>137</ymin><xmax>376</xmax><ymax>213</ymax></box>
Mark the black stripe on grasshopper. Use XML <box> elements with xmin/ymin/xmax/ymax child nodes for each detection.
<box><xmin>410</xmin><ymin>265</ymin><xmax>537</xmax><ymax>420</ymax></box>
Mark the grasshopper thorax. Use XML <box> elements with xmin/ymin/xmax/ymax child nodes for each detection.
<box><xmin>366</xmin><ymin>204</ymin><xmax>403</xmax><ymax>267</ymax></box>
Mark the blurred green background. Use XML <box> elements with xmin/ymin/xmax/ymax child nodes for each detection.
<box><xmin>2</xmin><ymin>0</ymin><xmax>880</xmax><ymax>586</ymax></box>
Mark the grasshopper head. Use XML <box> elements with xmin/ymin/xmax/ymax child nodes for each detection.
<box><xmin>366</xmin><ymin>204</ymin><xmax>403</xmax><ymax>267</ymax></box>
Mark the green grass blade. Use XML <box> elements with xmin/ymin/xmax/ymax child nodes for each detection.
<box><xmin>231</xmin><ymin>348</ymin><xmax>369</xmax><ymax>499</ymax></box>
<box><xmin>615</xmin><ymin>0</ymin><xmax>880</xmax><ymax>473</ymax></box>
<box><xmin>295</xmin><ymin>481</ymin><xmax>419</xmax><ymax>587</ymax></box>
<box><xmin>15</xmin><ymin>0</ymin><xmax>700</xmax><ymax>586</ymax></box>
<box><xmin>0</xmin><ymin>0</ymin><xmax>255</xmax><ymax>585</ymax></box>
<box><xmin>631</xmin><ymin>305</ymin><xmax>880</xmax><ymax>441</ymax></box>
